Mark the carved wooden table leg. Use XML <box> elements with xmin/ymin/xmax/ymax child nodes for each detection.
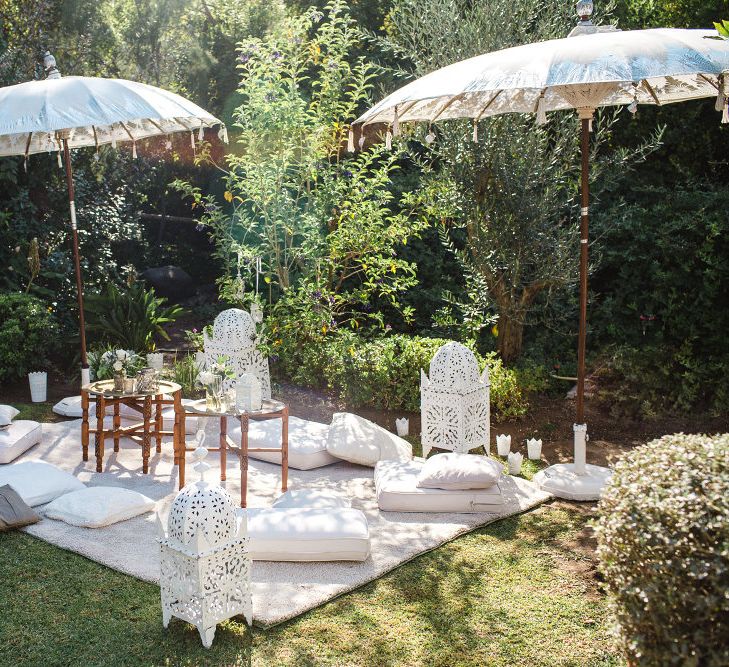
<box><xmin>142</xmin><ymin>395</ymin><xmax>152</xmax><ymax>474</ymax></box>
<box><xmin>95</xmin><ymin>395</ymin><xmax>105</xmax><ymax>473</ymax></box>
<box><xmin>113</xmin><ymin>402</ymin><xmax>121</xmax><ymax>452</ymax></box>
<box><xmin>281</xmin><ymin>406</ymin><xmax>289</xmax><ymax>493</ymax></box>
<box><xmin>219</xmin><ymin>415</ymin><xmax>227</xmax><ymax>482</ymax></box>
<box><xmin>155</xmin><ymin>395</ymin><xmax>163</xmax><ymax>454</ymax></box>
<box><xmin>81</xmin><ymin>390</ymin><xmax>89</xmax><ymax>461</ymax></box>
<box><xmin>174</xmin><ymin>390</ymin><xmax>185</xmax><ymax>489</ymax></box>
<box><xmin>239</xmin><ymin>414</ymin><xmax>249</xmax><ymax>508</ymax></box>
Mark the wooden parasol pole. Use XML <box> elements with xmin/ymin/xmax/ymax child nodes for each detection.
<box><xmin>61</xmin><ymin>136</ymin><xmax>89</xmax><ymax>381</ymax></box>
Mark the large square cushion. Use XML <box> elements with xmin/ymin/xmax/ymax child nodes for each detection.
<box><xmin>0</xmin><ymin>461</ymin><xmax>85</xmax><ymax>506</ymax></box>
<box><xmin>44</xmin><ymin>486</ymin><xmax>155</xmax><ymax>527</ymax></box>
<box><xmin>242</xmin><ymin>507</ymin><xmax>370</xmax><ymax>561</ymax></box>
<box><xmin>0</xmin><ymin>421</ymin><xmax>42</xmax><ymax>464</ymax></box>
<box><xmin>375</xmin><ymin>459</ymin><xmax>504</xmax><ymax>513</ymax></box>
<box><xmin>228</xmin><ymin>416</ymin><xmax>338</xmax><ymax>470</ymax></box>
<box><xmin>326</xmin><ymin>412</ymin><xmax>412</xmax><ymax>467</ymax></box>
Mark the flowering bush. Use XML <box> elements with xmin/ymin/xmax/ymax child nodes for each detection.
<box><xmin>594</xmin><ymin>433</ymin><xmax>729</xmax><ymax>666</ymax></box>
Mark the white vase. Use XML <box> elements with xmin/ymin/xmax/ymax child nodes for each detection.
<box><xmin>527</xmin><ymin>438</ymin><xmax>543</xmax><ymax>461</ymax></box>
<box><xmin>496</xmin><ymin>434</ymin><xmax>511</xmax><ymax>457</ymax></box>
<box><xmin>395</xmin><ymin>418</ymin><xmax>409</xmax><ymax>436</ymax></box>
<box><xmin>507</xmin><ymin>451</ymin><xmax>523</xmax><ymax>475</ymax></box>
<box><xmin>28</xmin><ymin>371</ymin><xmax>47</xmax><ymax>403</ymax></box>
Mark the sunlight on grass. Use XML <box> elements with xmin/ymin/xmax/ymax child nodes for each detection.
<box><xmin>0</xmin><ymin>504</ymin><xmax>621</xmax><ymax>667</ymax></box>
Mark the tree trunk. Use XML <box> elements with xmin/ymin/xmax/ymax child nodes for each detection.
<box><xmin>497</xmin><ymin>310</ymin><xmax>525</xmax><ymax>362</ymax></box>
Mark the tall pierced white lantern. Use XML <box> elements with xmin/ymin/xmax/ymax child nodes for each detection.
<box><xmin>204</xmin><ymin>308</ymin><xmax>271</xmax><ymax>399</ymax></box>
<box><xmin>420</xmin><ymin>341</ymin><xmax>490</xmax><ymax>457</ymax></box>
<box><xmin>157</xmin><ymin>446</ymin><xmax>252</xmax><ymax>647</ymax></box>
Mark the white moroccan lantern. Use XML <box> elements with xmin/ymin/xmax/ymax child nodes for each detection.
<box><xmin>157</xmin><ymin>439</ymin><xmax>252</xmax><ymax>647</ymax></box>
<box><xmin>236</xmin><ymin>372</ymin><xmax>262</xmax><ymax>412</ymax></box>
<box><xmin>420</xmin><ymin>341</ymin><xmax>490</xmax><ymax>458</ymax></box>
<box><xmin>204</xmin><ymin>308</ymin><xmax>271</xmax><ymax>399</ymax></box>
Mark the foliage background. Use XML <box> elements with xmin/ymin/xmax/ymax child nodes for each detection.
<box><xmin>0</xmin><ymin>0</ymin><xmax>728</xmax><ymax>416</ymax></box>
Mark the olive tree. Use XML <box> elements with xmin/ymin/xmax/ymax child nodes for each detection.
<box><xmin>385</xmin><ymin>0</ymin><xmax>638</xmax><ymax>361</ymax></box>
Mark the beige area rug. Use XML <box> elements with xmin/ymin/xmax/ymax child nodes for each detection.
<box><xmin>19</xmin><ymin>419</ymin><xmax>551</xmax><ymax>627</ymax></box>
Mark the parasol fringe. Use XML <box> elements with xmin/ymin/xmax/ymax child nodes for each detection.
<box><xmin>57</xmin><ymin>150</ymin><xmax>62</xmax><ymax>168</ymax></box>
<box><xmin>358</xmin><ymin>134</ymin><xmax>365</xmax><ymax>149</ymax></box>
<box><xmin>347</xmin><ymin>128</ymin><xmax>355</xmax><ymax>152</ymax></box>
<box><xmin>392</xmin><ymin>105</ymin><xmax>400</xmax><ymax>137</ymax></box>
<box><xmin>218</xmin><ymin>125</ymin><xmax>228</xmax><ymax>144</ymax></box>
<box><xmin>385</xmin><ymin>127</ymin><xmax>392</xmax><ymax>150</ymax></box>
<box><xmin>198</xmin><ymin>124</ymin><xmax>205</xmax><ymax>141</ymax></box>
<box><xmin>132</xmin><ymin>142</ymin><xmax>137</xmax><ymax>159</ymax></box>
<box><xmin>723</xmin><ymin>104</ymin><xmax>729</xmax><ymax>124</ymax></box>
<box><xmin>190</xmin><ymin>131</ymin><xmax>195</xmax><ymax>150</ymax></box>
<box><xmin>472</xmin><ymin>119</ymin><xmax>478</xmax><ymax>143</ymax></box>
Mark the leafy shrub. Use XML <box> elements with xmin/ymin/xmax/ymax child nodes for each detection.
<box><xmin>85</xmin><ymin>282</ymin><xmax>185</xmax><ymax>352</ymax></box>
<box><xmin>594</xmin><ymin>433</ymin><xmax>729</xmax><ymax>666</ymax></box>
<box><xmin>162</xmin><ymin>354</ymin><xmax>202</xmax><ymax>399</ymax></box>
<box><xmin>0</xmin><ymin>293</ymin><xmax>59</xmax><ymax>382</ymax></box>
<box><xmin>267</xmin><ymin>308</ymin><xmax>528</xmax><ymax>418</ymax></box>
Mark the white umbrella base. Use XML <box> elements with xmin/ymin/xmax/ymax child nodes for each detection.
<box><xmin>533</xmin><ymin>463</ymin><xmax>612</xmax><ymax>501</ymax></box>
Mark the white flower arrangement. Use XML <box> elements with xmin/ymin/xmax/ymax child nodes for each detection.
<box><xmin>197</xmin><ymin>370</ymin><xmax>215</xmax><ymax>386</ymax></box>
<box><xmin>90</xmin><ymin>348</ymin><xmax>142</xmax><ymax>381</ymax></box>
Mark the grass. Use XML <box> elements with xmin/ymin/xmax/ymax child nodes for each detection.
<box><xmin>0</xmin><ymin>504</ymin><xmax>622</xmax><ymax>667</ymax></box>
<box><xmin>14</xmin><ymin>401</ymin><xmax>59</xmax><ymax>423</ymax></box>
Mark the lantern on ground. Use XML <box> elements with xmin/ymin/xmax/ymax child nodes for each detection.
<box><xmin>157</xmin><ymin>440</ymin><xmax>252</xmax><ymax>647</ymax></box>
<box><xmin>420</xmin><ymin>342</ymin><xmax>490</xmax><ymax>457</ymax></box>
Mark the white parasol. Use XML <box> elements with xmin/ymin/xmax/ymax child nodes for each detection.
<box><xmin>353</xmin><ymin>2</ymin><xmax>729</xmax><ymax>500</ymax></box>
<box><xmin>0</xmin><ymin>52</ymin><xmax>227</xmax><ymax>384</ymax></box>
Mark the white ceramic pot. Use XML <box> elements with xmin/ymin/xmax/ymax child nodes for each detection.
<box><xmin>507</xmin><ymin>451</ymin><xmax>523</xmax><ymax>475</ymax></box>
<box><xmin>395</xmin><ymin>418</ymin><xmax>409</xmax><ymax>437</ymax></box>
<box><xmin>146</xmin><ymin>352</ymin><xmax>165</xmax><ymax>371</ymax></box>
<box><xmin>28</xmin><ymin>371</ymin><xmax>47</xmax><ymax>402</ymax></box>
<box><xmin>527</xmin><ymin>438</ymin><xmax>543</xmax><ymax>461</ymax></box>
<box><xmin>496</xmin><ymin>434</ymin><xmax>511</xmax><ymax>457</ymax></box>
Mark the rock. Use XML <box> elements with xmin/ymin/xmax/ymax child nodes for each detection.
<box><xmin>139</xmin><ymin>266</ymin><xmax>194</xmax><ymax>301</ymax></box>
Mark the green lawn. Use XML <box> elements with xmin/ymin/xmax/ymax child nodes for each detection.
<box><xmin>0</xmin><ymin>503</ymin><xmax>621</xmax><ymax>667</ymax></box>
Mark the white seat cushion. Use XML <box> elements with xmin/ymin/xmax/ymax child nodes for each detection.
<box><xmin>272</xmin><ymin>489</ymin><xmax>351</xmax><ymax>509</ymax></box>
<box><xmin>0</xmin><ymin>420</ymin><xmax>42</xmax><ymax>464</ymax></box>
<box><xmin>228</xmin><ymin>416</ymin><xmax>338</xmax><ymax>470</ymax></box>
<box><xmin>375</xmin><ymin>459</ymin><xmax>504</xmax><ymax>513</ymax></box>
<box><xmin>53</xmin><ymin>395</ymin><xmax>199</xmax><ymax>433</ymax></box>
<box><xmin>242</xmin><ymin>507</ymin><xmax>370</xmax><ymax>561</ymax></box>
<box><xmin>44</xmin><ymin>486</ymin><xmax>155</xmax><ymax>528</ymax></box>
<box><xmin>417</xmin><ymin>452</ymin><xmax>502</xmax><ymax>490</ymax></box>
<box><xmin>0</xmin><ymin>404</ymin><xmax>20</xmax><ymax>428</ymax></box>
<box><xmin>0</xmin><ymin>461</ymin><xmax>85</xmax><ymax>506</ymax></box>
<box><xmin>326</xmin><ymin>412</ymin><xmax>412</xmax><ymax>467</ymax></box>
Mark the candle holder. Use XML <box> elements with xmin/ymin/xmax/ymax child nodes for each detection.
<box><xmin>507</xmin><ymin>451</ymin><xmax>523</xmax><ymax>475</ymax></box>
<box><xmin>496</xmin><ymin>434</ymin><xmax>511</xmax><ymax>457</ymax></box>
<box><xmin>527</xmin><ymin>438</ymin><xmax>543</xmax><ymax>460</ymax></box>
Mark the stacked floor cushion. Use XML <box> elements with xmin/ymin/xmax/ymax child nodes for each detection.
<box><xmin>0</xmin><ymin>421</ymin><xmax>42</xmax><ymax>464</ymax></box>
<box><xmin>375</xmin><ymin>459</ymin><xmax>504</xmax><ymax>513</ymax></box>
<box><xmin>243</xmin><ymin>507</ymin><xmax>370</xmax><ymax>561</ymax></box>
<box><xmin>228</xmin><ymin>416</ymin><xmax>339</xmax><ymax>470</ymax></box>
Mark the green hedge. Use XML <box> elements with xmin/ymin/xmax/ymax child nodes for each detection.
<box><xmin>0</xmin><ymin>293</ymin><xmax>59</xmax><ymax>383</ymax></box>
<box><xmin>270</xmin><ymin>325</ymin><xmax>528</xmax><ymax>419</ymax></box>
<box><xmin>595</xmin><ymin>433</ymin><xmax>729</xmax><ymax>666</ymax></box>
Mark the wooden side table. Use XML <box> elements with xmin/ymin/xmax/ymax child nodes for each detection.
<box><xmin>182</xmin><ymin>399</ymin><xmax>288</xmax><ymax>507</ymax></box>
<box><xmin>81</xmin><ymin>380</ymin><xmax>183</xmax><ymax>475</ymax></box>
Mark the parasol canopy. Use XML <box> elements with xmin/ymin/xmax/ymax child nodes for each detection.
<box><xmin>355</xmin><ymin>28</ymin><xmax>729</xmax><ymax>129</ymax></box>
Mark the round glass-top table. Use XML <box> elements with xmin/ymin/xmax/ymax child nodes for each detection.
<box><xmin>179</xmin><ymin>398</ymin><xmax>288</xmax><ymax>507</ymax></box>
<box><xmin>81</xmin><ymin>379</ymin><xmax>183</xmax><ymax>476</ymax></box>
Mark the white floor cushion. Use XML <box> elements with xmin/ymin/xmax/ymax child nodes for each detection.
<box><xmin>227</xmin><ymin>416</ymin><xmax>339</xmax><ymax>470</ymax></box>
<box><xmin>375</xmin><ymin>459</ymin><xmax>504</xmax><ymax>513</ymax></box>
<box><xmin>0</xmin><ymin>404</ymin><xmax>20</xmax><ymax>427</ymax></box>
<box><xmin>272</xmin><ymin>488</ymin><xmax>352</xmax><ymax>509</ymax></box>
<box><xmin>0</xmin><ymin>420</ymin><xmax>42</xmax><ymax>464</ymax></box>
<box><xmin>44</xmin><ymin>486</ymin><xmax>155</xmax><ymax>527</ymax></box>
<box><xmin>0</xmin><ymin>461</ymin><xmax>85</xmax><ymax>506</ymax></box>
<box><xmin>53</xmin><ymin>395</ymin><xmax>199</xmax><ymax>433</ymax></box>
<box><xmin>326</xmin><ymin>412</ymin><xmax>412</xmax><ymax>467</ymax></box>
<box><xmin>417</xmin><ymin>452</ymin><xmax>502</xmax><ymax>490</ymax></box>
<box><xmin>242</xmin><ymin>507</ymin><xmax>370</xmax><ymax>561</ymax></box>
